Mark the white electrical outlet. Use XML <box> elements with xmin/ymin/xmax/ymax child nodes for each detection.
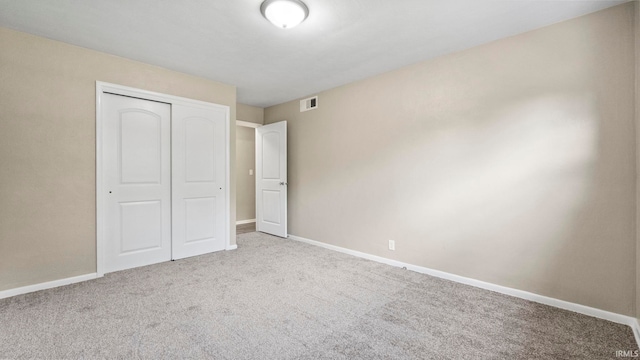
<box><xmin>389</xmin><ymin>240</ymin><xmax>395</xmax><ymax>251</ymax></box>
<box><xmin>249</xmin><ymin>169</ymin><xmax>253</xmax><ymax>175</ymax></box>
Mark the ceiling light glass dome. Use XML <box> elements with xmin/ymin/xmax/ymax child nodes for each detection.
<box><xmin>260</xmin><ymin>0</ymin><xmax>309</xmax><ymax>29</ymax></box>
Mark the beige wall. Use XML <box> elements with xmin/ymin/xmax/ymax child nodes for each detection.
<box><xmin>266</xmin><ymin>4</ymin><xmax>636</xmax><ymax>316</ymax></box>
<box><xmin>237</xmin><ymin>103</ymin><xmax>264</xmax><ymax>125</ymax></box>
<box><xmin>236</xmin><ymin>125</ymin><xmax>257</xmax><ymax>221</ymax></box>
<box><xmin>0</xmin><ymin>27</ymin><xmax>237</xmax><ymax>291</ymax></box>
<box><xmin>635</xmin><ymin>0</ymin><xmax>640</xmax><ymax>322</ymax></box>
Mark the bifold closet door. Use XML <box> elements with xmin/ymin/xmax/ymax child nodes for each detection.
<box><xmin>171</xmin><ymin>104</ymin><xmax>227</xmax><ymax>260</ymax></box>
<box><xmin>103</xmin><ymin>94</ymin><xmax>172</xmax><ymax>273</ymax></box>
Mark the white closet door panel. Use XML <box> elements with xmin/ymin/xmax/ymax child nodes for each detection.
<box><xmin>119</xmin><ymin>111</ymin><xmax>162</xmax><ymax>184</ymax></box>
<box><xmin>185</xmin><ymin>197</ymin><xmax>216</xmax><ymax>242</ymax></box>
<box><xmin>185</xmin><ymin>118</ymin><xmax>216</xmax><ymax>182</ymax></box>
<box><xmin>103</xmin><ymin>94</ymin><xmax>172</xmax><ymax>273</ymax></box>
<box><xmin>172</xmin><ymin>104</ymin><xmax>227</xmax><ymax>260</ymax></box>
<box><xmin>119</xmin><ymin>201</ymin><xmax>163</xmax><ymax>252</ymax></box>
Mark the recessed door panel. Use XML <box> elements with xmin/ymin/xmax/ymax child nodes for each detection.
<box><xmin>262</xmin><ymin>132</ymin><xmax>280</xmax><ymax>179</ymax></box>
<box><xmin>185</xmin><ymin>197</ymin><xmax>216</xmax><ymax>243</ymax></box>
<box><xmin>120</xmin><ymin>110</ymin><xmax>162</xmax><ymax>184</ymax></box>
<box><xmin>120</xmin><ymin>201</ymin><xmax>163</xmax><ymax>252</ymax></box>
<box><xmin>262</xmin><ymin>190</ymin><xmax>280</xmax><ymax>224</ymax></box>
<box><xmin>185</xmin><ymin>117</ymin><xmax>216</xmax><ymax>183</ymax></box>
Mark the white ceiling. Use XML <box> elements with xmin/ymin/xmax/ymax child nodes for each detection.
<box><xmin>0</xmin><ymin>0</ymin><xmax>628</xmax><ymax>107</ymax></box>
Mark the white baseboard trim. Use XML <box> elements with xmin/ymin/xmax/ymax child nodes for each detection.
<box><xmin>288</xmin><ymin>234</ymin><xmax>638</xmax><ymax>331</ymax></box>
<box><xmin>226</xmin><ymin>244</ymin><xmax>238</xmax><ymax>251</ymax></box>
<box><xmin>632</xmin><ymin>319</ymin><xmax>640</xmax><ymax>349</ymax></box>
<box><xmin>236</xmin><ymin>219</ymin><xmax>256</xmax><ymax>225</ymax></box>
<box><xmin>0</xmin><ymin>273</ymin><xmax>99</xmax><ymax>300</ymax></box>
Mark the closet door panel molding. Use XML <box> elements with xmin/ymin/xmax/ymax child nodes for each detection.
<box><xmin>96</xmin><ymin>81</ymin><xmax>231</xmax><ymax>276</ymax></box>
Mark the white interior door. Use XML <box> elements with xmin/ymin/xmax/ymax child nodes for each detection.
<box><xmin>103</xmin><ymin>93</ymin><xmax>172</xmax><ymax>273</ymax></box>
<box><xmin>256</xmin><ymin>121</ymin><xmax>287</xmax><ymax>237</ymax></box>
<box><xmin>171</xmin><ymin>104</ymin><xmax>227</xmax><ymax>259</ymax></box>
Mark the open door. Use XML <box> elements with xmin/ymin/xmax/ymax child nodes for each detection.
<box><xmin>256</xmin><ymin>121</ymin><xmax>287</xmax><ymax>237</ymax></box>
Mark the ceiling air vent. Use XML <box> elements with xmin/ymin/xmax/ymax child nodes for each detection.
<box><xmin>300</xmin><ymin>96</ymin><xmax>318</xmax><ymax>112</ymax></box>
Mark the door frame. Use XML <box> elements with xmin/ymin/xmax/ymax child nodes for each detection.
<box><xmin>96</xmin><ymin>81</ymin><xmax>232</xmax><ymax>277</ymax></box>
<box><xmin>235</xmin><ymin>120</ymin><xmax>262</xmax><ymax>226</ymax></box>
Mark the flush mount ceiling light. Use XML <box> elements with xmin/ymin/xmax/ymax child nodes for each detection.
<box><xmin>260</xmin><ymin>0</ymin><xmax>309</xmax><ymax>29</ymax></box>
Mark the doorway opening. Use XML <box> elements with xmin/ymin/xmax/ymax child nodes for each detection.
<box><xmin>235</xmin><ymin>120</ymin><xmax>288</xmax><ymax>238</ymax></box>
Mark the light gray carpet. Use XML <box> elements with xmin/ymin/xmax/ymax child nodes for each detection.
<box><xmin>0</xmin><ymin>232</ymin><xmax>636</xmax><ymax>359</ymax></box>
